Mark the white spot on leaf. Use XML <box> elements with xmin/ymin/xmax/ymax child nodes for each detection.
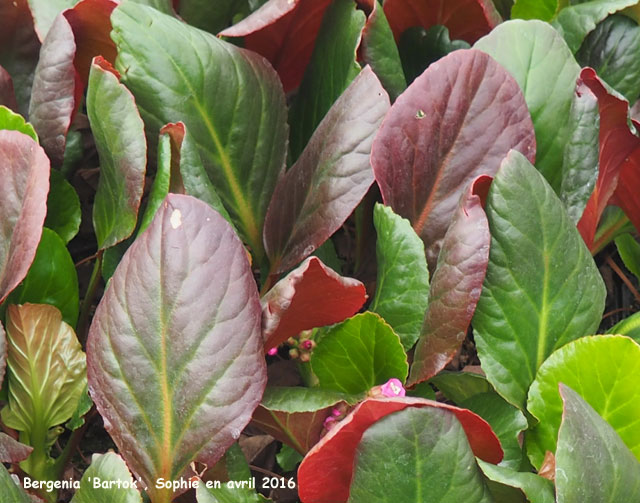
<box><xmin>170</xmin><ymin>209</ymin><xmax>182</xmax><ymax>229</ymax></box>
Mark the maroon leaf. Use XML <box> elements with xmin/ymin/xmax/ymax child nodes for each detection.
<box><xmin>298</xmin><ymin>397</ymin><xmax>502</xmax><ymax>502</ymax></box>
<box><xmin>371</xmin><ymin>48</ymin><xmax>535</xmax><ymax>269</ymax></box>
<box><xmin>262</xmin><ymin>257</ymin><xmax>367</xmax><ymax>352</ymax></box>
<box><xmin>576</xmin><ymin>68</ymin><xmax>640</xmax><ymax>249</ymax></box>
<box><xmin>220</xmin><ymin>0</ymin><xmax>333</xmax><ymax>92</ymax></box>
<box><xmin>87</xmin><ymin>194</ymin><xmax>266</xmax><ymax>501</ymax></box>
<box><xmin>407</xmin><ymin>176</ymin><xmax>491</xmax><ymax>387</ymax></box>
<box><xmin>0</xmin><ymin>130</ymin><xmax>50</xmax><ymax>304</ymax></box>
<box><xmin>383</xmin><ymin>0</ymin><xmax>501</xmax><ymax>44</ymax></box>
<box><xmin>0</xmin><ymin>432</ymin><xmax>32</xmax><ymax>463</ymax></box>
<box><xmin>0</xmin><ymin>66</ymin><xmax>19</xmax><ymax>112</ymax></box>
<box><xmin>263</xmin><ymin>66</ymin><xmax>389</xmax><ymax>273</ymax></box>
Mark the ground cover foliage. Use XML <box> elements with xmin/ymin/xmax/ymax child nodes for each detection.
<box><xmin>1</xmin><ymin>0</ymin><xmax>640</xmax><ymax>501</ymax></box>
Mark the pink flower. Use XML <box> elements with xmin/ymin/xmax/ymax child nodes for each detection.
<box><xmin>267</xmin><ymin>347</ymin><xmax>278</xmax><ymax>356</ymax></box>
<box><xmin>380</xmin><ymin>378</ymin><xmax>406</xmax><ymax>397</ymax></box>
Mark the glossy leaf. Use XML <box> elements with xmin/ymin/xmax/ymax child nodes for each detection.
<box><xmin>130</xmin><ymin>0</ymin><xmax>173</xmax><ymax>14</ymax></box>
<box><xmin>576</xmin><ymin>68</ymin><xmax>640</xmax><ymax>248</ymax></box>
<box><xmin>430</xmin><ymin>371</ymin><xmax>493</xmax><ymax>404</ymax></box>
<box><xmin>0</xmin><ymin>105</ymin><xmax>37</xmax><ymax>140</ymax></box>
<box><xmin>219</xmin><ymin>0</ymin><xmax>333</xmax><ymax>92</ymax></box>
<box><xmin>2</xmin><ymin>304</ymin><xmax>86</xmax><ymax>450</ymax></box>
<box><xmin>87</xmin><ymin>56</ymin><xmax>146</xmax><ymax>250</ymax></box>
<box><xmin>66</xmin><ymin>384</ymin><xmax>92</xmax><ymax>431</ymax></box>
<box><xmin>311</xmin><ymin>312</ymin><xmax>408</xmax><ymax>395</ymax></box>
<box><xmin>112</xmin><ymin>2</ymin><xmax>288</xmax><ymax>259</ymax></box>
<box><xmin>577</xmin><ymin>14</ymin><xmax>640</xmax><ymax>104</ymax></box>
<box><xmin>276</xmin><ymin>444</ymin><xmax>303</xmax><ymax>471</ymax></box>
<box><xmin>288</xmin><ymin>0</ymin><xmax>364</xmax><ymax>163</ymax></box>
<box><xmin>473</xmin><ymin>150</ymin><xmax>606</xmax><ymax>409</ymax></box>
<box><xmin>360</xmin><ymin>1</ymin><xmax>406</xmax><ymax>102</ymax></box>
<box><xmin>179</xmin><ymin>0</ymin><xmax>248</xmax><ymax>34</ymax></box>
<box><xmin>251</xmin><ymin>387</ymin><xmax>357</xmax><ymax>454</ymax></box>
<box><xmin>28</xmin><ymin>13</ymin><xmax>78</xmax><ymax>166</ymax></box>
<box><xmin>398</xmin><ymin>26</ymin><xmax>470</xmax><ymax>86</ymax></box>
<box><xmin>71</xmin><ymin>452</ymin><xmax>142</xmax><ymax>503</ymax></box>
<box><xmin>371</xmin><ymin>49</ymin><xmax>535</xmax><ymax>268</ymax></box>
<box><xmin>5</xmin><ymin>228</ymin><xmax>79</xmax><ymax>326</ymax></box>
<box><xmin>408</xmin><ymin>176</ymin><xmax>490</xmax><ymax>385</ymax></box>
<box><xmin>298</xmin><ymin>397</ymin><xmax>503</xmax><ymax>502</ymax></box>
<box><xmin>555</xmin><ymin>384</ymin><xmax>640</xmax><ymax>502</ymax></box>
<box><xmin>0</xmin><ymin>463</ymin><xmax>31</xmax><ymax>503</ymax></box>
<box><xmin>27</xmin><ymin>0</ymin><xmax>78</xmax><ymax>40</ymax></box>
<box><xmin>527</xmin><ymin>335</ymin><xmax>640</xmax><ymax>468</ymax></box>
<box><xmin>262</xmin><ymin>257</ymin><xmax>367</xmax><ymax>352</ymax></box>
<box><xmin>370</xmin><ymin>204</ymin><xmax>429</xmax><ymax>351</ymax></box>
<box><xmin>383</xmin><ymin>0</ymin><xmax>501</xmax><ymax>44</ymax></box>
<box><xmin>0</xmin><ymin>432</ymin><xmax>33</xmax><ymax>463</ymax></box>
<box><xmin>616</xmin><ymin>233</ymin><xmax>640</xmax><ymax>282</ymax></box>
<box><xmin>511</xmin><ymin>0</ymin><xmax>557</xmax><ymax>21</ymax></box>
<box><xmin>197</xmin><ymin>482</ymin><xmax>269</xmax><ymax>503</ymax></box>
<box><xmin>87</xmin><ymin>194</ymin><xmax>267</xmax><ymax>501</ymax></box>
<box><xmin>264</xmin><ymin>67</ymin><xmax>389</xmax><ymax>273</ymax></box>
<box><xmin>45</xmin><ymin>169</ymin><xmax>80</xmax><ymax>244</ymax></box>
<box><xmin>0</xmin><ymin>130</ymin><xmax>49</xmax><ymax>304</ymax></box>
<box><xmin>138</xmin><ymin>133</ymin><xmax>173</xmax><ymax>237</ymax></box>
<box><xmin>552</xmin><ymin>0</ymin><xmax>639</xmax><ymax>53</ymax></box>
<box><xmin>475</xmin><ymin>20</ymin><xmax>580</xmax><ymax>192</ymax></box>
<box><xmin>608</xmin><ymin>310</ymin><xmax>640</xmax><ymax>341</ymax></box>
<box><xmin>477</xmin><ymin>460</ymin><xmax>555</xmax><ymax>503</ymax></box>
<box><xmin>348</xmin><ymin>407</ymin><xmax>493</xmax><ymax>502</ymax></box>
<box><xmin>0</xmin><ymin>0</ymin><xmax>41</xmax><ymax>117</ymax></box>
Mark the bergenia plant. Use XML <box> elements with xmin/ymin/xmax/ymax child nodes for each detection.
<box><xmin>1</xmin><ymin>0</ymin><xmax>640</xmax><ymax>502</ymax></box>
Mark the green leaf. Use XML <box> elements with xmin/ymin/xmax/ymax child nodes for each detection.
<box><xmin>555</xmin><ymin>384</ymin><xmax>640</xmax><ymax>502</ymax></box>
<box><xmin>527</xmin><ymin>335</ymin><xmax>640</xmax><ymax>468</ymax></box>
<box><xmin>370</xmin><ymin>203</ymin><xmax>430</xmax><ymax>351</ymax></box>
<box><xmin>138</xmin><ymin>132</ymin><xmax>172</xmax><ymax>236</ymax></box>
<box><xmin>399</xmin><ymin>25</ymin><xmax>470</xmax><ymax>85</ymax></box>
<box><xmin>1</xmin><ymin>304</ymin><xmax>86</xmax><ymax>476</ymax></box>
<box><xmin>429</xmin><ymin>371</ymin><xmax>494</xmax><ymax>404</ymax></box>
<box><xmin>112</xmin><ymin>2</ymin><xmax>288</xmax><ymax>261</ymax></box>
<box><xmin>288</xmin><ymin>0</ymin><xmax>365</xmax><ymax>163</ymax></box>
<box><xmin>360</xmin><ymin>2</ymin><xmax>406</xmax><ymax>101</ymax></box>
<box><xmin>88</xmin><ymin>57</ymin><xmax>146</xmax><ymax>250</ymax></box>
<box><xmin>276</xmin><ymin>444</ymin><xmax>303</xmax><ymax>472</ymax></box>
<box><xmin>511</xmin><ymin>0</ymin><xmax>559</xmax><ymax>21</ymax></box>
<box><xmin>473</xmin><ymin>150</ymin><xmax>606</xmax><ymax>410</ymax></box>
<box><xmin>65</xmin><ymin>384</ymin><xmax>92</xmax><ymax>431</ymax></box>
<box><xmin>71</xmin><ymin>452</ymin><xmax>142</xmax><ymax>503</ymax></box>
<box><xmin>179</xmin><ymin>0</ymin><xmax>249</xmax><ymax>34</ymax></box>
<box><xmin>45</xmin><ymin>169</ymin><xmax>81</xmax><ymax>244</ymax></box>
<box><xmin>130</xmin><ymin>0</ymin><xmax>174</xmax><ymax>15</ymax></box>
<box><xmin>475</xmin><ymin>20</ymin><xmax>581</xmax><ymax>191</ymax></box>
<box><xmin>477</xmin><ymin>459</ymin><xmax>555</xmax><ymax>503</ymax></box>
<box><xmin>26</xmin><ymin>0</ymin><xmax>78</xmax><ymax>39</ymax></box>
<box><xmin>311</xmin><ymin>312</ymin><xmax>408</xmax><ymax>395</ymax></box>
<box><xmin>0</xmin><ymin>105</ymin><xmax>37</xmax><ymax>140</ymax></box>
<box><xmin>461</xmin><ymin>393</ymin><xmax>527</xmax><ymax>469</ymax></box>
<box><xmin>5</xmin><ymin>228</ymin><xmax>79</xmax><ymax>326</ymax></box>
<box><xmin>197</xmin><ymin>482</ymin><xmax>269</xmax><ymax>503</ymax></box>
<box><xmin>86</xmin><ymin>194</ymin><xmax>266</xmax><ymax>502</ymax></box>
<box><xmin>615</xmin><ymin>233</ymin><xmax>640</xmax><ymax>282</ymax></box>
<box><xmin>552</xmin><ymin>0</ymin><xmax>639</xmax><ymax>53</ymax></box>
<box><xmin>608</xmin><ymin>310</ymin><xmax>640</xmax><ymax>341</ymax></box>
<box><xmin>0</xmin><ymin>463</ymin><xmax>31</xmax><ymax>503</ymax></box>
<box><xmin>347</xmin><ymin>407</ymin><xmax>493</xmax><ymax>503</ymax></box>
<box><xmin>577</xmin><ymin>14</ymin><xmax>640</xmax><ymax>103</ymax></box>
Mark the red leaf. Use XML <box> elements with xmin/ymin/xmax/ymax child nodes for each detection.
<box><xmin>383</xmin><ymin>0</ymin><xmax>501</xmax><ymax>44</ymax></box>
<box><xmin>262</xmin><ymin>257</ymin><xmax>367</xmax><ymax>352</ymax></box>
<box><xmin>298</xmin><ymin>397</ymin><xmax>502</xmax><ymax>502</ymax></box>
<box><xmin>0</xmin><ymin>130</ymin><xmax>50</xmax><ymax>304</ymax></box>
<box><xmin>0</xmin><ymin>66</ymin><xmax>18</xmax><ymax>112</ymax></box>
<box><xmin>0</xmin><ymin>432</ymin><xmax>33</xmax><ymax>463</ymax></box>
<box><xmin>407</xmin><ymin>176</ymin><xmax>491</xmax><ymax>387</ymax></box>
<box><xmin>576</xmin><ymin>68</ymin><xmax>640</xmax><ymax>249</ymax></box>
<box><xmin>371</xmin><ymin>49</ymin><xmax>535</xmax><ymax>269</ymax></box>
<box><xmin>220</xmin><ymin>0</ymin><xmax>332</xmax><ymax>92</ymax></box>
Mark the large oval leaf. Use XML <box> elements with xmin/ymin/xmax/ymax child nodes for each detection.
<box><xmin>371</xmin><ymin>48</ymin><xmax>535</xmax><ymax>268</ymax></box>
<box><xmin>348</xmin><ymin>407</ymin><xmax>493</xmax><ymax>503</ymax></box>
<box><xmin>112</xmin><ymin>2</ymin><xmax>288</xmax><ymax>261</ymax></box>
<box><xmin>474</xmin><ymin>20</ymin><xmax>580</xmax><ymax>192</ymax></box>
<box><xmin>526</xmin><ymin>335</ymin><xmax>640</xmax><ymax>468</ymax></box>
<box><xmin>0</xmin><ymin>130</ymin><xmax>49</xmax><ymax>304</ymax></box>
<box><xmin>298</xmin><ymin>396</ymin><xmax>502</xmax><ymax>502</ymax></box>
<box><xmin>473</xmin><ymin>150</ymin><xmax>605</xmax><ymax>410</ymax></box>
<box><xmin>87</xmin><ymin>194</ymin><xmax>266</xmax><ymax>502</ymax></box>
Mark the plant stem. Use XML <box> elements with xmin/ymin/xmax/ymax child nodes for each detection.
<box><xmin>77</xmin><ymin>250</ymin><xmax>104</xmax><ymax>347</ymax></box>
<box><xmin>53</xmin><ymin>419</ymin><xmax>90</xmax><ymax>481</ymax></box>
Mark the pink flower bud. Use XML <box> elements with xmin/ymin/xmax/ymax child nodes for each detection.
<box><xmin>380</xmin><ymin>378</ymin><xmax>406</xmax><ymax>397</ymax></box>
<box><xmin>267</xmin><ymin>347</ymin><xmax>278</xmax><ymax>356</ymax></box>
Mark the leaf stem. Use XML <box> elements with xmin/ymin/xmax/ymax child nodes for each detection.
<box><xmin>606</xmin><ymin>255</ymin><xmax>640</xmax><ymax>304</ymax></box>
<box><xmin>77</xmin><ymin>250</ymin><xmax>104</xmax><ymax>346</ymax></box>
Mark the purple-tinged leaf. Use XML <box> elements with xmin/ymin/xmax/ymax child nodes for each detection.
<box><xmin>264</xmin><ymin>67</ymin><xmax>389</xmax><ymax>273</ymax></box>
<box><xmin>371</xmin><ymin>49</ymin><xmax>535</xmax><ymax>269</ymax></box>
<box><xmin>407</xmin><ymin>176</ymin><xmax>491</xmax><ymax>387</ymax></box>
<box><xmin>0</xmin><ymin>66</ymin><xmax>19</xmax><ymax>112</ymax></box>
<box><xmin>26</xmin><ymin>0</ymin><xmax>78</xmax><ymax>41</ymax></box>
<box><xmin>0</xmin><ymin>130</ymin><xmax>49</xmax><ymax>304</ymax></box>
<box><xmin>0</xmin><ymin>432</ymin><xmax>33</xmax><ymax>463</ymax></box>
<box><xmin>262</xmin><ymin>257</ymin><xmax>367</xmax><ymax>352</ymax></box>
<box><xmin>88</xmin><ymin>56</ymin><xmax>146</xmax><ymax>250</ymax></box>
<box><xmin>28</xmin><ymin>12</ymin><xmax>79</xmax><ymax>166</ymax></box>
<box><xmin>87</xmin><ymin>194</ymin><xmax>266</xmax><ymax>502</ymax></box>
<box><xmin>0</xmin><ymin>321</ymin><xmax>5</xmax><ymax>388</ymax></box>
